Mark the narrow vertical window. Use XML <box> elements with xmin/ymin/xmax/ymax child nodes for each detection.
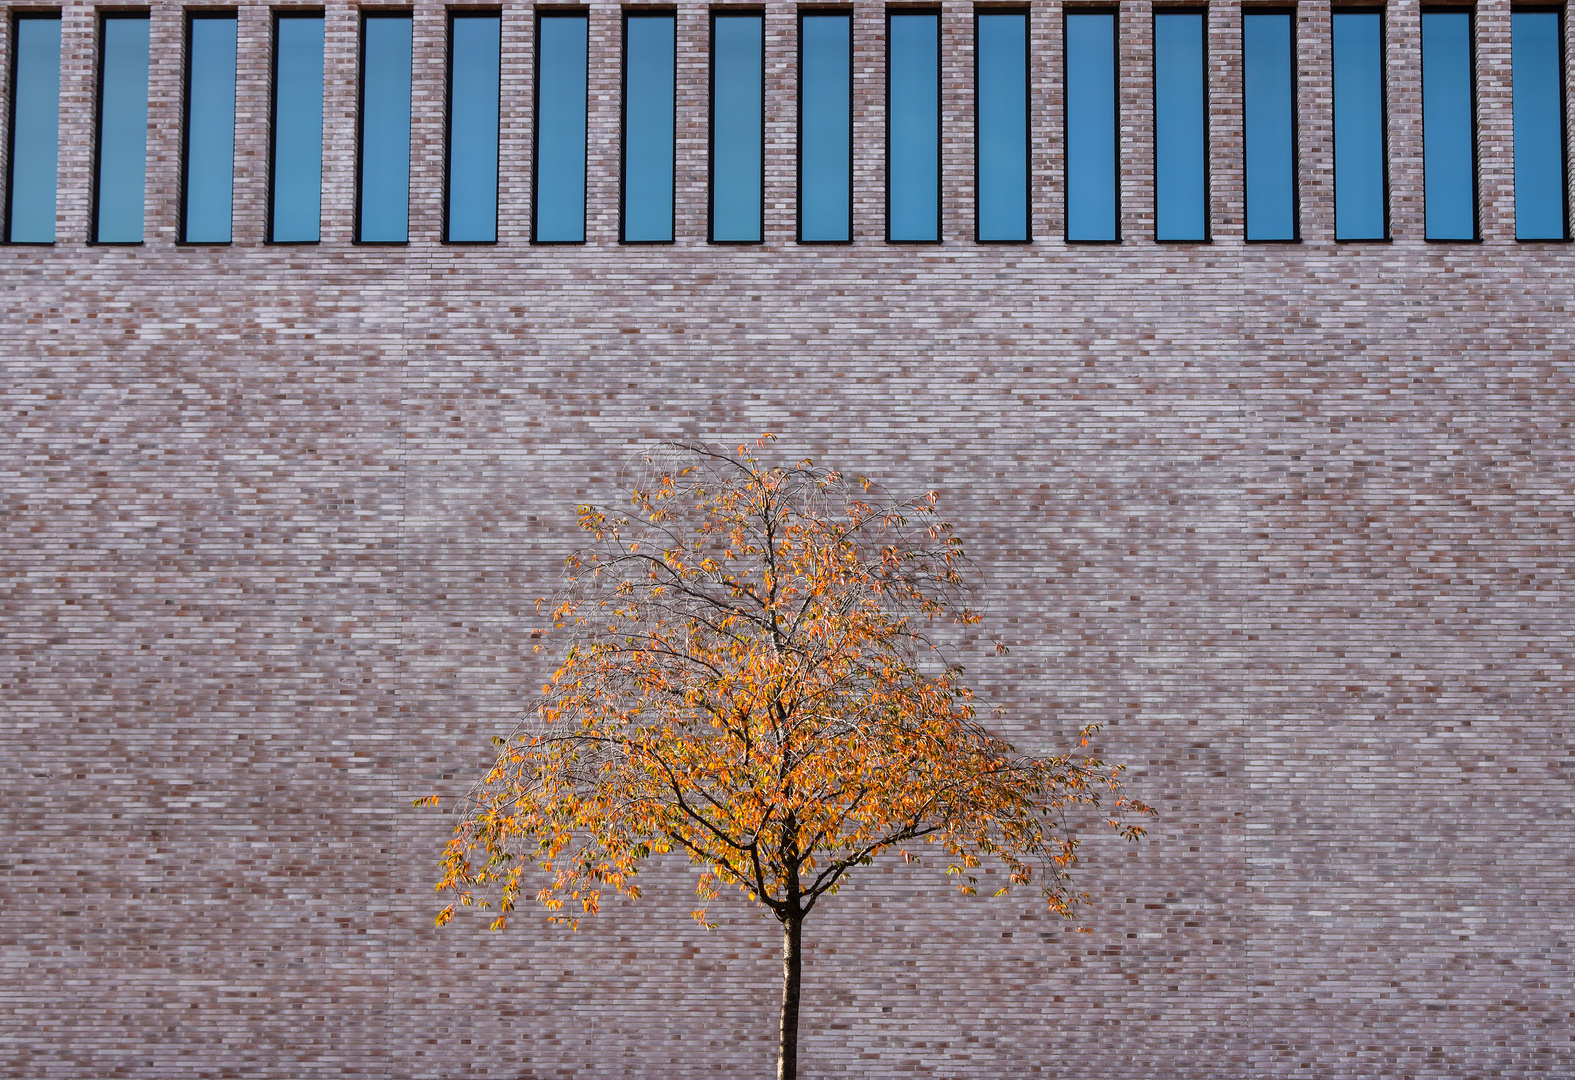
<box><xmin>358</xmin><ymin>12</ymin><xmax>412</xmax><ymax>243</ymax></box>
<box><xmin>1242</xmin><ymin>11</ymin><xmax>1296</xmax><ymax>241</ymax></box>
<box><xmin>1512</xmin><ymin>8</ymin><xmax>1568</xmax><ymax>240</ymax></box>
<box><xmin>1332</xmin><ymin>10</ymin><xmax>1387</xmax><ymax>240</ymax></box>
<box><xmin>1421</xmin><ymin>9</ymin><xmax>1476</xmax><ymax>240</ymax></box>
<box><xmin>535</xmin><ymin>11</ymin><xmax>588</xmax><ymax>243</ymax></box>
<box><xmin>710</xmin><ymin>12</ymin><xmax>763</xmax><ymax>243</ymax></box>
<box><xmin>888</xmin><ymin>10</ymin><xmax>940</xmax><ymax>242</ymax></box>
<box><xmin>182</xmin><ymin>13</ymin><xmax>237</xmax><ymax>244</ymax></box>
<box><xmin>1065</xmin><ymin>11</ymin><xmax>1118</xmax><ymax>242</ymax></box>
<box><xmin>1153</xmin><ymin>10</ymin><xmax>1207</xmax><ymax>241</ymax></box>
<box><xmin>799</xmin><ymin>11</ymin><xmax>852</xmax><ymax>243</ymax></box>
<box><xmin>976</xmin><ymin>10</ymin><xmax>1029</xmax><ymax>243</ymax></box>
<box><xmin>270</xmin><ymin>13</ymin><xmax>324</xmax><ymax>243</ymax></box>
<box><xmin>5</xmin><ymin>13</ymin><xmax>61</xmax><ymax>244</ymax></box>
<box><xmin>448</xmin><ymin>11</ymin><xmax>501</xmax><ymax>243</ymax></box>
<box><xmin>94</xmin><ymin>13</ymin><xmax>150</xmax><ymax>243</ymax></box>
<box><xmin>623</xmin><ymin>11</ymin><xmax>675</xmax><ymax>243</ymax></box>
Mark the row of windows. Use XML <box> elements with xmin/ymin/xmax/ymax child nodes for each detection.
<box><xmin>4</xmin><ymin>7</ymin><xmax>1571</xmax><ymax>246</ymax></box>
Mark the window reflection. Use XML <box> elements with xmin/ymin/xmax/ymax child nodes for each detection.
<box><xmin>359</xmin><ymin>13</ymin><xmax>412</xmax><ymax>243</ymax></box>
<box><xmin>888</xmin><ymin>11</ymin><xmax>940</xmax><ymax>242</ymax></box>
<box><xmin>1243</xmin><ymin>11</ymin><xmax>1296</xmax><ymax>241</ymax></box>
<box><xmin>1066</xmin><ymin>12</ymin><xmax>1118</xmax><ymax>242</ymax></box>
<box><xmin>711</xmin><ymin>13</ymin><xmax>764</xmax><ymax>242</ymax></box>
<box><xmin>448</xmin><ymin>13</ymin><xmax>501</xmax><ymax>243</ymax></box>
<box><xmin>623</xmin><ymin>13</ymin><xmax>675</xmax><ymax>243</ymax></box>
<box><xmin>95</xmin><ymin>13</ymin><xmax>150</xmax><ymax>243</ymax></box>
<box><xmin>536</xmin><ymin>13</ymin><xmax>588</xmax><ymax>243</ymax></box>
<box><xmin>271</xmin><ymin>14</ymin><xmax>324</xmax><ymax>243</ymax></box>
<box><xmin>1332</xmin><ymin>10</ymin><xmax>1386</xmax><ymax>240</ymax></box>
<box><xmin>976</xmin><ymin>11</ymin><xmax>1029</xmax><ymax>243</ymax></box>
<box><xmin>1512</xmin><ymin>10</ymin><xmax>1568</xmax><ymax>240</ymax></box>
<box><xmin>183</xmin><ymin>14</ymin><xmax>237</xmax><ymax>244</ymax></box>
<box><xmin>799</xmin><ymin>12</ymin><xmax>852</xmax><ymax>243</ymax></box>
<box><xmin>1421</xmin><ymin>10</ymin><xmax>1476</xmax><ymax>240</ymax></box>
<box><xmin>1154</xmin><ymin>11</ymin><xmax>1207</xmax><ymax>241</ymax></box>
<box><xmin>5</xmin><ymin>14</ymin><xmax>61</xmax><ymax>243</ymax></box>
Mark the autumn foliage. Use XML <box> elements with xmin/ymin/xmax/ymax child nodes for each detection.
<box><xmin>425</xmin><ymin>438</ymin><xmax>1152</xmax><ymax>1078</ymax></box>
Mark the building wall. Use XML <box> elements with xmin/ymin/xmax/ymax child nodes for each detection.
<box><xmin>2</xmin><ymin>0</ymin><xmax>1573</xmax><ymax>1076</ymax></box>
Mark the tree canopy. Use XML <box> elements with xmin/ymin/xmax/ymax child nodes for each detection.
<box><xmin>425</xmin><ymin>438</ymin><xmax>1153</xmax><ymax>1078</ymax></box>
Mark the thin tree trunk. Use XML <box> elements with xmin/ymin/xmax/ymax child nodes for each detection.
<box><xmin>777</xmin><ymin>914</ymin><xmax>803</xmax><ymax>1080</ymax></box>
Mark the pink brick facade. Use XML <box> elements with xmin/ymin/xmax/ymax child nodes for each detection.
<box><xmin>2</xmin><ymin>0</ymin><xmax>1572</xmax><ymax>1076</ymax></box>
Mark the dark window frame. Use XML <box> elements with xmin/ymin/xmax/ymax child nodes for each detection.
<box><xmin>444</xmin><ymin>7</ymin><xmax>503</xmax><ymax>245</ymax></box>
<box><xmin>533</xmin><ymin>7</ymin><xmax>590</xmax><ymax>245</ymax></box>
<box><xmin>354</xmin><ymin>8</ymin><xmax>414</xmax><ymax>246</ymax></box>
<box><xmin>1151</xmin><ymin>5</ymin><xmax>1211</xmax><ymax>243</ymax></box>
<box><xmin>1331</xmin><ymin>5</ymin><xmax>1392</xmax><ymax>242</ymax></box>
<box><xmin>267</xmin><ymin>9</ymin><xmax>325</xmax><ymax>246</ymax></box>
<box><xmin>91</xmin><ymin>9</ymin><xmax>151</xmax><ymax>246</ymax></box>
<box><xmin>179</xmin><ymin>10</ymin><xmax>238</xmax><ymax>246</ymax></box>
<box><xmin>1511</xmin><ymin>3</ymin><xmax>1571</xmax><ymax>242</ymax></box>
<box><xmin>1419</xmin><ymin>4</ymin><xmax>1481</xmax><ymax>242</ymax></box>
<box><xmin>1062</xmin><ymin>6</ymin><xmax>1121</xmax><ymax>244</ymax></box>
<box><xmin>797</xmin><ymin>7</ymin><xmax>854</xmax><ymax>245</ymax></box>
<box><xmin>974</xmin><ymin>6</ymin><xmax>1032</xmax><ymax>244</ymax></box>
<box><xmin>1241</xmin><ymin>6</ymin><xmax>1301</xmax><ymax>243</ymax></box>
<box><xmin>4</xmin><ymin>10</ymin><xmax>62</xmax><ymax>246</ymax></box>
<box><xmin>708</xmin><ymin>8</ymin><xmax>766</xmax><ymax>245</ymax></box>
<box><xmin>885</xmin><ymin>6</ymin><xmax>943</xmax><ymax>244</ymax></box>
<box><xmin>621</xmin><ymin>7</ymin><xmax>678</xmax><ymax>245</ymax></box>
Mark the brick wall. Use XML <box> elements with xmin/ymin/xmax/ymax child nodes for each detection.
<box><xmin>2</xmin><ymin>0</ymin><xmax>1572</xmax><ymax>1077</ymax></box>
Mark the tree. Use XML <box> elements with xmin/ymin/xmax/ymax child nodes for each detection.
<box><xmin>424</xmin><ymin>438</ymin><xmax>1153</xmax><ymax>1080</ymax></box>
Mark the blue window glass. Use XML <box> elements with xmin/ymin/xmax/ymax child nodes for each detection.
<box><xmin>5</xmin><ymin>14</ymin><xmax>61</xmax><ymax>244</ymax></box>
<box><xmin>183</xmin><ymin>14</ymin><xmax>237</xmax><ymax>244</ymax></box>
<box><xmin>710</xmin><ymin>13</ymin><xmax>763</xmax><ymax>243</ymax></box>
<box><xmin>271</xmin><ymin>14</ymin><xmax>324</xmax><ymax>243</ymax></box>
<box><xmin>1242</xmin><ymin>12</ymin><xmax>1296</xmax><ymax>241</ymax></box>
<box><xmin>623</xmin><ymin>12</ymin><xmax>675</xmax><ymax>243</ymax></box>
<box><xmin>1512</xmin><ymin>10</ymin><xmax>1568</xmax><ymax>240</ymax></box>
<box><xmin>799</xmin><ymin>12</ymin><xmax>852</xmax><ymax>243</ymax></box>
<box><xmin>359</xmin><ymin>13</ymin><xmax>412</xmax><ymax>243</ymax></box>
<box><xmin>1153</xmin><ymin>11</ymin><xmax>1207</xmax><ymax>241</ymax></box>
<box><xmin>888</xmin><ymin>11</ymin><xmax>940</xmax><ymax>242</ymax></box>
<box><xmin>1065</xmin><ymin>12</ymin><xmax>1118</xmax><ymax>242</ymax></box>
<box><xmin>448</xmin><ymin>12</ymin><xmax>501</xmax><ymax>243</ymax></box>
<box><xmin>94</xmin><ymin>13</ymin><xmax>150</xmax><ymax>243</ymax></box>
<box><xmin>1421</xmin><ymin>10</ymin><xmax>1476</xmax><ymax>240</ymax></box>
<box><xmin>976</xmin><ymin>11</ymin><xmax>1029</xmax><ymax>243</ymax></box>
<box><xmin>1332</xmin><ymin>10</ymin><xmax>1386</xmax><ymax>240</ymax></box>
<box><xmin>536</xmin><ymin>12</ymin><xmax>588</xmax><ymax>243</ymax></box>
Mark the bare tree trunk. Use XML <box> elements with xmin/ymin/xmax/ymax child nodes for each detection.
<box><xmin>776</xmin><ymin>914</ymin><xmax>803</xmax><ymax>1080</ymax></box>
